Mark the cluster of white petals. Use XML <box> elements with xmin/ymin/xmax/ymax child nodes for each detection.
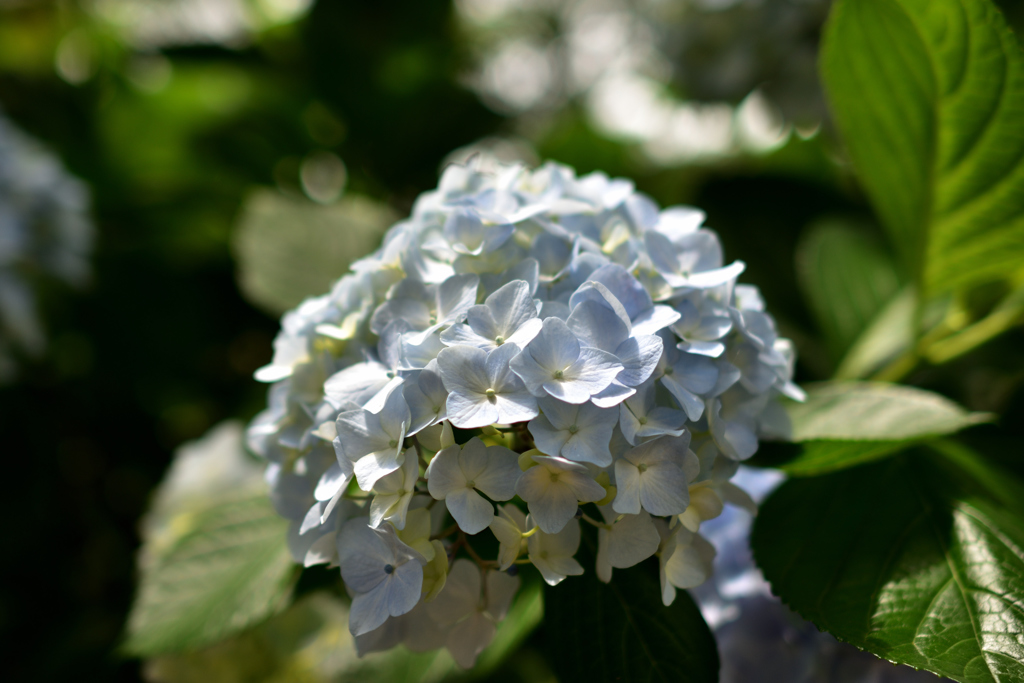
<box><xmin>247</xmin><ymin>157</ymin><xmax>801</xmax><ymax>667</ymax></box>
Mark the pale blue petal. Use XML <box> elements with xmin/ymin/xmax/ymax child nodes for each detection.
<box><xmin>436</xmin><ymin>273</ymin><xmax>480</xmax><ymax>324</ymax></box>
<box><xmin>567</xmin><ymin>299</ymin><xmax>629</xmax><ymax>353</ymax></box>
<box><xmin>589</xmin><ymin>380</ymin><xmax>635</xmax><ymax>408</ymax></box>
<box><xmin>613</xmin><ymin>335</ymin><xmax>663</xmax><ymax>387</ymax></box>
<box><xmin>436</xmin><ymin>345</ymin><xmax>490</xmax><ymax>395</ymax></box>
<box><xmin>527</xmin><ymin>481</ymin><xmax>579</xmax><ymax>534</ymax></box>
<box><xmin>446</xmin><ymin>389</ymin><xmax>498</xmax><ymax>429</ymax></box>
<box><xmin>631</xmin><ymin>305</ymin><xmax>680</xmax><ymax>336</ymax></box>
<box><xmin>445</xmin><ymin>488</ymin><xmax>495</xmax><ymax>535</ymax></box>
<box><xmin>528</xmin><ymin>413</ymin><xmax>571</xmax><ymax>457</ymax></box>
<box><xmin>586</xmin><ymin>264</ymin><xmax>652</xmax><ymax>321</ymax></box>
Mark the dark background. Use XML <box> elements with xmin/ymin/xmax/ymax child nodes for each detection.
<box><xmin>2</xmin><ymin>0</ymin><xmax>1023</xmax><ymax>680</ymax></box>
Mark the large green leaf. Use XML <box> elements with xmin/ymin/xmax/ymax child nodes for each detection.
<box><xmin>542</xmin><ymin>532</ymin><xmax>718</xmax><ymax>683</ymax></box>
<box><xmin>784</xmin><ymin>381</ymin><xmax>990</xmax><ymax>442</ymax></box>
<box><xmin>796</xmin><ymin>219</ymin><xmax>902</xmax><ymax>360</ymax></box>
<box><xmin>821</xmin><ymin>0</ymin><xmax>1024</xmax><ymax>296</ymax></box>
<box><xmin>757</xmin><ymin>382</ymin><xmax>990</xmax><ymax>476</ymax></box>
<box><xmin>751</xmin><ymin>448</ymin><xmax>1024</xmax><ymax>682</ymax></box>
<box><xmin>125</xmin><ymin>494</ymin><xmax>297</xmax><ymax>656</ymax></box>
<box><xmin>145</xmin><ymin>583</ymin><xmax>549</xmax><ymax>683</ymax></box>
<box><xmin>834</xmin><ymin>287</ymin><xmax>916</xmax><ymax>379</ymax></box>
<box><xmin>232</xmin><ymin>190</ymin><xmax>395</xmax><ymax>315</ymax></box>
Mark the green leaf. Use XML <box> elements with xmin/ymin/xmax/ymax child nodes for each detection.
<box><xmin>542</xmin><ymin>533</ymin><xmax>718</xmax><ymax>683</ymax></box>
<box><xmin>124</xmin><ymin>494</ymin><xmax>297</xmax><ymax>656</ymax></box>
<box><xmin>145</xmin><ymin>584</ymin><xmax>549</xmax><ymax>683</ymax></box>
<box><xmin>821</xmin><ymin>0</ymin><xmax>1024</xmax><ymax>297</ymax></box>
<box><xmin>759</xmin><ymin>381</ymin><xmax>991</xmax><ymax>475</ymax></box>
<box><xmin>754</xmin><ymin>439</ymin><xmax>909</xmax><ymax>476</ymax></box>
<box><xmin>834</xmin><ymin>287</ymin><xmax>916</xmax><ymax>380</ymax></box>
<box><xmin>751</xmin><ymin>448</ymin><xmax>1024</xmax><ymax>682</ymax></box>
<box><xmin>796</xmin><ymin>219</ymin><xmax>902</xmax><ymax>360</ymax></box>
<box><xmin>232</xmin><ymin>190</ymin><xmax>395</xmax><ymax>315</ymax></box>
<box><xmin>783</xmin><ymin>381</ymin><xmax>990</xmax><ymax>442</ymax></box>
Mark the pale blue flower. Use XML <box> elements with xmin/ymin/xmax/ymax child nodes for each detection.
<box><xmin>595</xmin><ymin>506</ymin><xmax>661</xmax><ymax>583</ymax></box>
<box><xmin>657</xmin><ymin>338</ymin><xmax>737</xmax><ymax>421</ymax></box>
<box><xmin>527</xmin><ymin>516</ymin><xmax>584</xmax><ymax>586</ymax></box>
<box><xmin>324</xmin><ymin>320</ymin><xmax>407</xmax><ymax>414</ymax></box>
<box><xmin>528</xmin><ymin>397</ymin><xmax>616</xmax><ymax>466</ymax></box>
<box><xmin>371</xmin><ymin>273</ymin><xmax>479</xmax><ymax>345</ymax></box>
<box><xmin>613</xmin><ymin>433</ymin><xmax>699</xmax><ymax>516</ymax></box>
<box><xmin>509</xmin><ymin>317</ymin><xmax>623</xmax><ymax>404</ymax></box>
<box><xmin>618</xmin><ymin>379</ymin><xmax>687</xmax><ymax>445</ymax></box>
<box><xmin>444</xmin><ymin>206</ymin><xmax>514</xmax><ymax>255</ymax></box>
<box><xmin>515</xmin><ymin>454</ymin><xmax>605</xmax><ymax>533</ymax></box>
<box><xmin>338</xmin><ymin>519</ymin><xmax>425</xmax><ymax>636</ymax></box>
<box><xmin>645</xmin><ymin>227</ymin><xmax>747</xmax><ymax>290</ymax></box>
<box><xmin>335</xmin><ymin>388</ymin><xmax>410</xmax><ymax>490</ymax></box>
<box><xmin>426</xmin><ymin>437</ymin><xmax>520</xmax><ymax>534</ymax></box>
<box><xmin>440</xmin><ymin>279</ymin><xmax>542</xmax><ymax>352</ymax></box>
<box><xmin>436</xmin><ymin>343</ymin><xmax>538</xmax><ymax>428</ymax></box>
<box><xmin>403</xmin><ymin>361</ymin><xmax>448</xmax><ymax>435</ymax></box>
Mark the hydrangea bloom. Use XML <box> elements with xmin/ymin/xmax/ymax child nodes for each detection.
<box><xmin>247</xmin><ymin>158</ymin><xmax>801</xmax><ymax>667</ymax></box>
<box><xmin>0</xmin><ymin>111</ymin><xmax>92</xmax><ymax>381</ymax></box>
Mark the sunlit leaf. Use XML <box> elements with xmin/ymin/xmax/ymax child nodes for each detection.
<box><xmin>782</xmin><ymin>381</ymin><xmax>990</xmax><ymax>442</ymax></box>
<box><xmin>233</xmin><ymin>190</ymin><xmax>395</xmax><ymax>315</ymax></box>
<box><xmin>126</xmin><ymin>421</ymin><xmax>298</xmax><ymax>656</ymax></box>
<box><xmin>145</xmin><ymin>583</ymin><xmax>547</xmax><ymax>683</ymax></box>
<box><xmin>834</xmin><ymin>288</ymin><xmax>916</xmax><ymax>379</ymax></box>
<box><xmin>821</xmin><ymin>0</ymin><xmax>1024</xmax><ymax>297</ymax></box>
<box><xmin>752</xmin><ymin>448</ymin><xmax>1024</xmax><ymax>682</ymax></box>
<box><xmin>758</xmin><ymin>382</ymin><xmax>990</xmax><ymax>476</ymax></box>
<box><xmin>125</xmin><ymin>494</ymin><xmax>297</xmax><ymax>656</ymax></box>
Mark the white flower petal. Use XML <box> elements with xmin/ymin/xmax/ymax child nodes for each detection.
<box><xmin>426</xmin><ymin>445</ymin><xmax>467</xmax><ymax>498</ymax></box>
<box><xmin>444</xmin><ymin>488</ymin><xmax>495</xmax><ymax>535</ymax></box>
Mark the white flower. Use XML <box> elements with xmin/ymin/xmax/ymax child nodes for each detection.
<box><xmin>489</xmin><ymin>503</ymin><xmax>527</xmax><ymax>570</ymax></box>
<box><xmin>679</xmin><ymin>477</ymin><xmax>756</xmax><ymax>532</ymax></box>
<box><xmin>527</xmin><ymin>515</ymin><xmax>584</xmax><ymax>586</ymax></box>
<box><xmin>613</xmin><ymin>433</ymin><xmax>700</xmax><ymax>516</ymax></box>
<box><xmin>403</xmin><ymin>360</ymin><xmax>448</xmax><ymax>434</ymax></box>
<box><xmin>323</xmin><ymin>320</ymin><xmax>406</xmax><ymax>414</ymax></box>
<box><xmin>369</xmin><ymin>453</ymin><xmax>419</xmax><ymax>530</ymax></box>
<box><xmin>528</xmin><ymin>397</ymin><xmax>616</xmax><ymax>466</ymax></box>
<box><xmin>436</xmin><ymin>343</ymin><xmax>538</xmax><ymax>428</ymax></box>
<box><xmin>440</xmin><ymin>279</ymin><xmax>542</xmax><ymax>351</ymax></box>
<box><xmin>670</xmin><ymin>291</ymin><xmax>733</xmax><ymax>357</ymax></box>
<box><xmin>444</xmin><ymin>206</ymin><xmax>514</xmax><ymax>255</ymax></box>
<box><xmin>657</xmin><ymin>523</ymin><xmax>716</xmax><ymax>606</ymax></box>
<box><xmin>509</xmin><ymin>317</ymin><xmax>623</xmax><ymax>404</ymax></box>
<box><xmin>426</xmin><ymin>437</ymin><xmax>520</xmax><ymax>534</ymax></box>
<box><xmin>514</xmin><ymin>455</ymin><xmax>605</xmax><ymax>533</ymax></box>
<box><xmin>428</xmin><ymin>559</ymin><xmax>521</xmax><ymax>668</ymax></box>
<box><xmin>370</xmin><ymin>273</ymin><xmax>479</xmax><ymax>344</ymax></box>
<box><xmin>335</xmin><ymin>388</ymin><xmax>410</xmax><ymax>490</ymax></box>
<box><xmin>566</xmin><ymin>280</ymin><xmax>664</xmax><ymax>389</ymax></box>
<box><xmin>595</xmin><ymin>506</ymin><xmax>661</xmax><ymax>583</ymax></box>
<box><xmin>313</xmin><ymin>444</ymin><xmax>355</xmax><ymax>523</ymax></box>
<box><xmin>706</xmin><ymin>389</ymin><xmax>760</xmax><ymax>460</ymax></box>
<box><xmin>618</xmin><ymin>379</ymin><xmax>687</xmax><ymax>445</ymax></box>
<box><xmin>644</xmin><ymin>228</ymin><xmax>747</xmax><ymax>290</ymax></box>
<box><xmin>338</xmin><ymin>519</ymin><xmax>425</xmax><ymax>636</ymax></box>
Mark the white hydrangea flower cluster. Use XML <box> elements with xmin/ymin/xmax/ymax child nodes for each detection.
<box><xmin>247</xmin><ymin>158</ymin><xmax>802</xmax><ymax>668</ymax></box>
<box><xmin>0</xmin><ymin>111</ymin><xmax>92</xmax><ymax>380</ymax></box>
